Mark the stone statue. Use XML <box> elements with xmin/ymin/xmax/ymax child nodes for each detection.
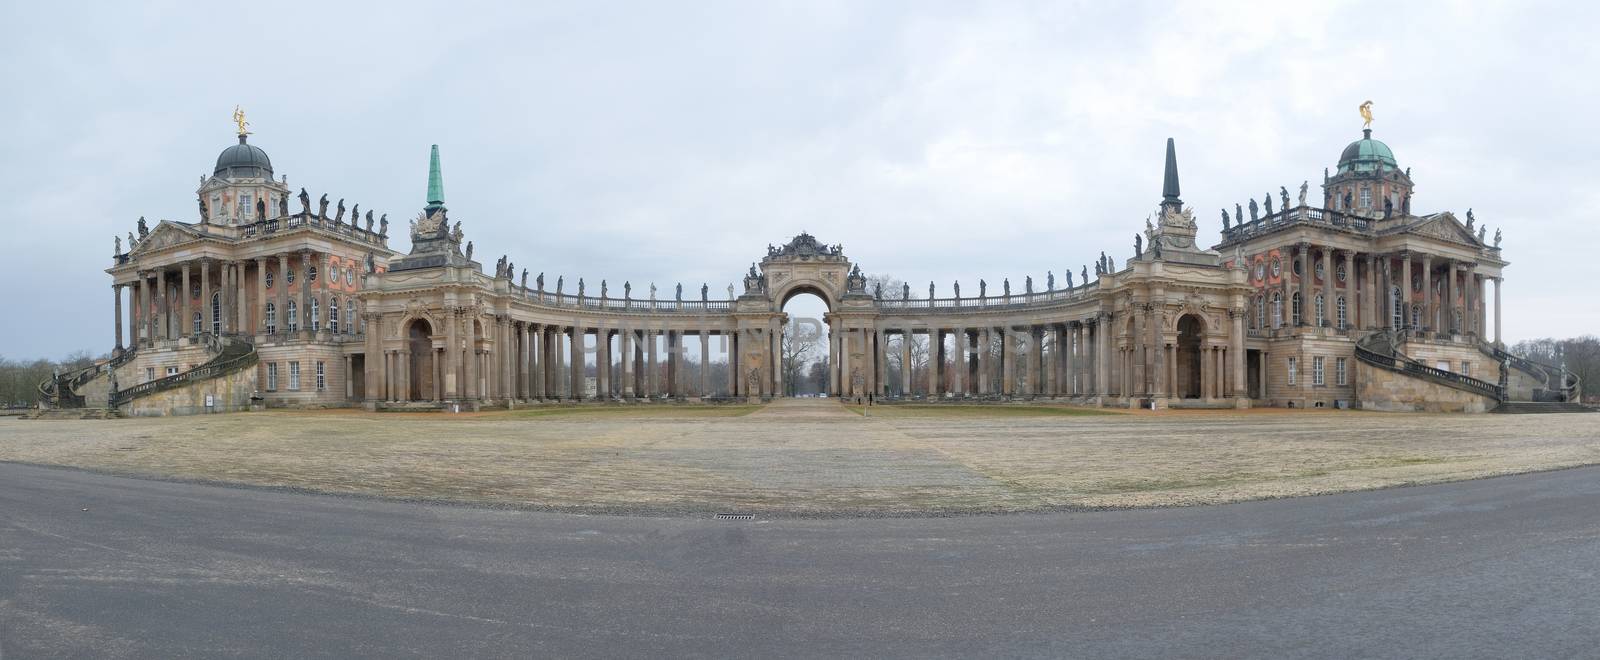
<box><xmin>256</xmin><ymin>198</ymin><xmax>266</xmax><ymax>221</ymax></box>
<box><xmin>601</xmin><ymin>280</ymin><xmax>608</xmax><ymax>299</ymax></box>
<box><xmin>1151</xmin><ymin>237</ymin><xmax>1163</xmax><ymax>260</ymax></box>
<box><xmin>299</xmin><ymin>188</ymin><xmax>311</xmax><ymax>215</ymax></box>
<box><xmin>1299</xmin><ymin>181</ymin><xmax>1309</xmax><ymax>207</ymax></box>
<box><xmin>1344</xmin><ymin>191</ymin><xmax>1353</xmax><ymax>209</ymax></box>
<box><xmin>127</xmin><ymin>231</ymin><xmax>136</xmax><ymax>250</ymax></box>
<box><xmin>676</xmin><ymin>283</ymin><xmax>682</xmax><ymax>301</ymax></box>
<box><xmin>1003</xmin><ymin>278</ymin><xmax>1011</xmax><ymax>296</ymax></box>
<box><xmin>1494</xmin><ymin>228</ymin><xmax>1502</xmax><ymax>247</ymax></box>
<box><xmin>1108</xmin><ymin>256</ymin><xmax>1116</xmax><ymax>271</ymax></box>
<box><xmin>928</xmin><ymin>282</ymin><xmax>935</xmax><ymax>300</ymax></box>
<box><xmin>954</xmin><ymin>281</ymin><xmax>961</xmax><ymax>299</ymax></box>
<box><xmin>1047</xmin><ymin>271</ymin><xmax>1055</xmax><ymax>291</ymax></box>
<box><xmin>507</xmin><ymin>261</ymin><xmax>514</xmax><ymax>280</ymax></box>
<box><xmin>556</xmin><ymin>276</ymin><xmax>564</xmax><ymax>295</ymax></box>
<box><xmin>1067</xmin><ymin>270</ymin><xmax>1075</xmax><ymax>289</ymax></box>
<box><xmin>1145</xmin><ymin>216</ymin><xmax>1154</xmax><ymax>233</ymax></box>
<box><xmin>1134</xmin><ymin>234</ymin><xmax>1143</xmax><ymax>257</ymax></box>
<box><xmin>334</xmin><ymin>198</ymin><xmax>346</xmax><ymax>223</ymax></box>
<box><xmin>367</xmin><ymin>252</ymin><xmax>376</xmax><ymax>274</ymax></box>
<box><xmin>537</xmin><ymin>273</ymin><xmax>544</xmax><ymax>291</ymax></box>
<box><xmin>902</xmin><ymin>283</ymin><xmax>910</xmax><ymax>300</ymax></box>
<box><xmin>114</xmin><ymin>235</ymin><xmax>121</xmax><ymax>255</ymax></box>
<box><xmin>650</xmin><ymin>282</ymin><xmax>657</xmax><ymax>300</ymax></box>
<box><xmin>465</xmin><ymin>241</ymin><xmax>474</xmax><ymax>261</ymax></box>
<box><xmin>521</xmin><ymin>269</ymin><xmax>528</xmax><ymax>289</ymax></box>
<box><xmin>1264</xmin><ymin>193</ymin><xmax>1274</xmax><ymax>217</ymax></box>
<box><xmin>1280</xmin><ymin>186</ymin><xmax>1290</xmax><ymax>212</ymax></box>
<box><xmin>578</xmin><ymin>278</ymin><xmax>585</xmax><ymax>298</ymax></box>
<box><xmin>1221</xmin><ymin>208</ymin><xmax>1230</xmax><ymax>230</ymax></box>
<box><xmin>874</xmin><ymin>283</ymin><xmax>882</xmax><ymax>299</ymax></box>
<box><xmin>1465</xmin><ymin>208</ymin><xmax>1475</xmax><ymax>231</ymax></box>
<box><xmin>278</xmin><ymin>193</ymin><xmax>288</xmax><ymax>218</ymax></box>
<box><xmin>365</xmin><ymin>211</ymin><xmax>374</xmax><ymax>232</ymax></box>
<box><xmin>198</xmin><ymin>197</ymin><xmax>209</xmax><ymax>223</ymax></box>
<box><xmin>379</xmin><ymin>214</ymin><xmax>388</xmax><ymax>236</ymax></box>
<box><xmin>317</xmin><ymin>194</ymin><xmax>329</xmax><ymax>220</ymax></box>
<box><xmin>451</xmin><ymin>221</ymin><xmax>463</xmax><ymax>243</ymax></box>
<box><xmin>701</xmin><ymin>283</ymin><xmax>708</xmax><ymax>301</ymax></box>
<box><xmin>137</xmin><ymin>216</ymin><xmax>148</xmax><ymax>237</ymax></box>
<box><xmin>624</xmin><ymin>281</ymin><xmax>632</xmax><ymax>300</ymax></box>
<box><xmin>1025</xmin><ymin>276</ymin><xmax>1033</xmax><ymax>294</ymax></box>
<box><xmin>350</xmin><ymin>203</ymin><xmax>360</xmax><ymax>226</ymax></box>
<box><xmin>728</xmin><ymin>284</ymin><xmax>736</xmax><ymax>300</ymax></box>
<box><xmin>1477</xmin><ymin>226</ymin><xmax>1486</xmax><ymax>243</ymax></box>
<box><xmin>979</xmin><ymin>279</ymin><xmax>987</xmax><ymax>298</ymax></box>
<box><xmin>1080</xmin><ymin>266</ymin><xmax>1087</xmax><ymax>284</ymax></box>
<box><xmin>1236</xmin><ymin>203</ymin><xmax>1244</xmax><ymax>225</ymax></box>
<box><xmin>1248</xmin><ymin>198</ymin><xmax>1259</xmax><ymax>222</ymax></box>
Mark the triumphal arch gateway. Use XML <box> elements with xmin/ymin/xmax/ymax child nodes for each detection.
<box><xmin>57</xmin><ymin>110</ymin><xmax>1581</xmax><ymax>416</ymax></box>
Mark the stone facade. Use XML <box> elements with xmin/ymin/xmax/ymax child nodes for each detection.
<box><xmin>87</xmin><ymin>115</ymin><xmax>1532</xmax><ymax>414</ymax></box>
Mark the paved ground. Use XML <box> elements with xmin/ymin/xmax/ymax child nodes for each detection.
<box><xmin>1</xmin><ymin>462</ymin><xmax>1597</xmax><ymax>659</ymax></box>
<box><xmin>2</xmin><ymin>400</ymin><xmax>1599</xmax><ymax>514</ymax></box>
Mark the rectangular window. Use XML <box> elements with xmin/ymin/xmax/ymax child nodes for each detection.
<box><xmin>240</xmin><ymin>192</ymin><xmax>253</xmax><ymax>219</ymax></box>
<box><xmin>267</xmin><ymin>363</ymin><xmax>278</xmax><ymax>391</ymax></box>
<box><xmin>1437</xmin><ymin>361</ymin><xmax>1450</xmax><ymax>372</ymax></box>
<box><xmin>316</xmin><ymin>361</ymin><xmax>326</xmax><ymax>391</ymax></box>
<box><xmin>289</xmin><ymin>361</ymin><xmax>301</xmax><ymax>391</ymax></box>
<box><xmin>1360</xmin><ymin>186</ymin><xmax>1372</xmax><ymax>209</ymax></box>
<box><xmin>1287</xmin><ymin>357</ymin><xmax>1298</xmax><ymax>385</ymax></box>
<box><xmin>165</xmin><ymin>366</ymin><xmax>179</xmax><ymax>377</ymax></box>
<box><xmin>1336</xmin><ymin>357</ymin><xmax>1348</xmax><ymax>386</ymax></box>
<box><xmin>145</xmin><ymin>367</ymin><xmax>155</xmax><ymax>383</ymax></box>
<box><xmin>1461</xmin><ymin>361</ymin><xmax>1471</xmax><ymax>377</ymax></box>
<box><xmin>1313</xmin><ymin>356</ymin><xmax>1325</xmax><ymax>386</ymax></box>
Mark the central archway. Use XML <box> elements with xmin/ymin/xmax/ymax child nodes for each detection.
<box><xmin>408</xmin><ymin>318</ymin><xmax>435</xmax><ymax>401</ymax></box>
<box><xmin>779</xmin><ymin>285</ymin><xmax>831</xmax><ymax>397</ymax></box>
<box><xmin>1176</xmin><ymin>314</ymin><xmax>1204</xmax><ymax>399</ymax></box>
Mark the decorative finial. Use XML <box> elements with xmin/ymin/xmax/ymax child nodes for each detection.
<box><xmin>1161</xmin><ymin>138</ymin><xmax>1181</xmax><ymax>207</ymax></box>
<box><xmin>1359</xmin><ymin>100</ymin><xmax>1374</xmax><ymax>131</ymax></box>
<box><xmin>425</xmin><ymin>145</ymin><xmax>445</xmax><ymax>210</ymax></box>
<box><xmin>232</xmin><ymin>105</ymin><xmax>251</xmax><ymax>139</ymax></box>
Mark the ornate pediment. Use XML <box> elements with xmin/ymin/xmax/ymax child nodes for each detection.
<box><xmin>128</xmin><ymin>221</ymin><xmax>198</xmax><ymax>257</ymax></box>
<box><xmin>1405</xmin><ymin>213</ymin><xmax>1480</xmax><ymax>245</ymax></box>
<box><xmin>763</xmin><ymin>232</ymin><xmax>847</xmax><ymax>263</ymax></box>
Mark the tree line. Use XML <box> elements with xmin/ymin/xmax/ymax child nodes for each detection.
<box><xmin>0</xmin><ymin>351</ymin><xmax>104</xmax><ymax>408</ymax></box>
<box><xmin>1508</xmin><ymin>335</ymin><xmax>1600</xmax><ymax>402</ymax></box>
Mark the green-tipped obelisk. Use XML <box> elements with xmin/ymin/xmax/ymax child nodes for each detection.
<box><xmin>425</xmin><ymin>144</ymin><xmax>445</xmax><ymax>211</ymax></box>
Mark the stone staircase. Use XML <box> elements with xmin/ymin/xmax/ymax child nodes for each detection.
<box><xmin>1491</xmin><ymin>401</ymin><xmax>1597</xmax><ymax>414</ymax></box>
<box><xmin>22</xmin><ymin>408</ymin><xmax>122</xmax><ymax>420</ymax></box>
<box><xmin>108</xmin><ymin>333</ymin><xmax>257</xmax><ymax>409</ymax></box>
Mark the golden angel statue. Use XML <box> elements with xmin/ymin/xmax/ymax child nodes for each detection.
<box><xmin>1359</xmin><ymin>100</ymin><xmax>1374</xmax><ymax>129</ymax></box>
<box><xmin>233</xmin><ymin>105</ymin><xmax>251</xmax><ymax>136</ymax></box>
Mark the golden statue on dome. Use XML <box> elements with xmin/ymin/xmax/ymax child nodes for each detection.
<box><xmin>232</xmin><ymin>105</ymin><xmax>251</xmax><ymax>137</ymax></box>
<box><xmin>1359</xmin><ymin>100</ymin><xmax>1374</xmax><ymax>129</ymax></box>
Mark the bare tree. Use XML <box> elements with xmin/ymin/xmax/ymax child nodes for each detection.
<box><xmin>782</xmin><ymin>318</ymin><xmax>823</xmax><ymax>395</ymax></box>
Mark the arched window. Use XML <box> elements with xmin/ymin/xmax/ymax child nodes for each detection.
<box><xmin>192</xmin><ymin>312</ymin><xmax>202</xmax><ymax>335</ymax></box>
<box><xmin>1391</xmin><ymin>286</ymin><xmax>1404</xmax><ymax>328</ymax></box>
<box><xmin>1410</xmin><ymin>305</ymin><xmax>1420</xmax><ymax>329</ymax></box>
<box><xmin>1254</xmin><ymin>296</ymin><xmax>1265</xmax><ymax>329</ymax></box>
<box><xmin>310</xmin><ymin>299</ymin><xmax>321</xmax><ymax>331</ymax></box>
<box><xmin>287</xmin><ymin>300</ymin><xmax>299</xmax><ymax>332</ymax></box>
<box><xmin>1291</xmin><ymin>292</ymin><xmax>1302</xmax><ymax>326</ymax></box>
<box><xmin>348</xmin><ymin>301</ymin><xmax>359</xmax><ymax>334</ymax></box>
<box><xmin>1336</xmin><ymin>296</ymin><xmax>1348</xmax><ymax>329</ymax></box>
<box><xmin>265</xmin><ymin>302</ymin><xmax>277</xmax><ymax>334</ymax></box>
<box><xmin>211</xmin><ymin>292</ymin><xmax>222</xmax><ymax>335</ymax></box>
<box><xmin>328</xmin><ymin>297</ymin><xmax>340</xmax><ymax>333</ymax></box>
<box><xmin>1314</xmin><ymin>294</ymin><xmax>1325</xmax><ymax>327</ymax></box>
<box><xmin>1271</xmin><ymin>292</ymin><xmax>1283</xmax><ymax>329</ymax></box>
<box><xmin>265</xmin><ymin>269</ymin><xmax>274</xmax><ymax>289</ymax></box>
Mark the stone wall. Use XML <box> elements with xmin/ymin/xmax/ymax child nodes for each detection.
<box><xmin>118</xmin><ymin>363</ymin><xmax>259</xmax><ymax>417</ymax></box>
<box><xmin>1261</xmin><ymin>337</ymin><xmax>1358</xmax><ymax>409</ymax></box>
<box><xmin>1355</xmin><ymin>363</ymin><xmax>1495</xmax><ymax>413</ymax></box>
<box><xmin>255</xmin><ymin>342</ymin><xmax>357</xmax><ymax>408</ymax></box>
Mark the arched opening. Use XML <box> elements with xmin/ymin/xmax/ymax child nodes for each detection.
<box><xmin>1176</xmin><ymin>314</ymin><xmax>1205</xmax><ymax>399</ymax></box>
<box><xmin>779</xmin><ymin>286</ymin><xmax>831</xmax><ymax>397</ymax></box>
<box><xmin>408</xmin><ymin>318</ymin><xmax>435</xmax><ymax>401</ymax></box>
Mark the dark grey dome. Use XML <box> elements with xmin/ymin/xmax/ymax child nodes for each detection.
<box><xmin>214</xmin><ymin>135</ymin><xmax>273</xmax><ymax>178</ymax></box>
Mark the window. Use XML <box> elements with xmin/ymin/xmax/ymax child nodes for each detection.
<box><xmin>1271</xmin><ymin>293</ymin><xmax>1283</xmax><ymax>329</ymax></box>
<box><xmin>1391</xmin><ymin>286</ymin><xmax>1404</xmax><ymax>328</ymax></box>
<box><xmin>265</xmin><ymin>302</ymin><xmax>277</xmax><ymax>334</ymax></box>
<box><xmin>349</xmin><ymin>302</ymin><xmax>359</xmax><ymax>334</ymax></box>
<box><xmin>265</xmin><ymin>270</ymin><xmax>274</xmax><ymax>289</ymax></box>
<box><xmin>145</xmin><ymin>367</ymin><xmax>155</xmax><ymax>383</ymax></box>
<box><xmin>316</xmin><ymin>361</ymin><xmax>326</xmax><ymax>391</ymax></box>
<box><xmin>328</xmin><ymin>297</ymin><xmax>339</xmax><ymax>333</ymax></box>
<box><xmin>240</xmin><ymin>192</ymin><xmax>253</xmax><ymax>219</ymax></box>
<box><xmin>211</xmin><ymin>292</ymin><xmax>222</xmax><ymax>335</ymax></box>
<box><xmin>287</xmin><ymin>300</ymin><xmax>299</xmax><ymax>331</ymax></box>
<box><xmin>1313</xmin><ymin>356</ymin><xmax>1325</xmax><ymax>386</ymax></box>
<box><xmin>286</xmin><ymin>268</ymin><xmax>295</xmax><ymax>285</ymax></box>
<box><xmin>289</xmin><ymin>362</ymin><xmax>301</xmax><ymax>391</ymax></box>
<box><xmin>1291</xmin><ymin>292</ymin><xmax>1302</xmax><ymax>326</ymax></box>
<box><xmin>267</xmin><ymin>363</ymin><xmax>278</xmax><ymax>391</ymax></box>
<box><xmin>1315</xmin><ymin>294</ymin><xmax>1325</xmax><ymax>327</ymax></box>
<box><xmin>166</xmin><ymin>366</ymin><xmax>179</xmax><ymax>377</ymax></box>
<box><xmin>310</xmin><ymin>299</ymin><xmax>321</xmax><ymax>331</ymax></box>
<box><xmin>1271</xmin><ymin>258</ymin><xmax>1282</xmax><ymax>277</ymax></box>
<box><xmin>308</xmin><ymin>265</ymin><xmax>318</xmax><ymax>282</ymax></box>
<box><xmin>1461</xmin><ymin>361</ymin><xmax>1472</xmax><ymax>377</ymax></box>
<box><xmin>345</xmin><ymin>268</ymin><xmax>354</xmax><ymax>285</ymax></box>
<box><xmin>1337</xmin><ymin>264</ymin><xmax>1347</xmax><ymax>283</ymax></box>
<box><xmin>193</xmin><ymin>312</ymin><xmax>202</xmax><ymax>335</ymax></box>
<box><xmin>1411</xmin><ymin>306</ymin><xmax>1420</xmax><ymax>329</ymax></box>
<box><xmin>1360</xmin><ymin>185</ymin><xmax>1372</xmax><ymax>209</ymax></box>
<box><xmin>1287</xmin><ymin>357</ymin><xmax>1298</xmax><ymax>385</ymax></box>
<box><xmin>1336</xmin><ymin>296</ymin><xmax>1348</xmax><ymax>329</ymax></box>
<box><xmin>210</xmin><ymin>194</ymin><xmax>221</xmax><ymax>219</ymax></box>
<box><xmin>1336</xmin><ymin>357</ymin><xmax>1348</xmax><ymax>386</ymax></box>
<box><xmin>1255</xmin><ymin>296</ymin><xmax>1265</xmax><ymax>329</ymax></box>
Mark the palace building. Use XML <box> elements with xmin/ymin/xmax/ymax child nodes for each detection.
<box><xmin>42</xmin><ymin>112</ymin><xmax>1582</xmax><ymax>416</ymax></box>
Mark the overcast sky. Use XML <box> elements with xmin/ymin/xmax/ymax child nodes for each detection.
<box><xmin>3</xmin><ymin>1</ymin><xmax>1596</xmax><ymax>360</ymax></box>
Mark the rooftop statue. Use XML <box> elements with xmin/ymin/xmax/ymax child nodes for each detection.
<box><xmin>601</xmin><ymin>280</ymin><xmax>607</xmax><ymax>299</ymax></box>
<box><xmin>451</xmin><ymin>221</ymin><xmax>463</xmax><ymax>243</ymax></box>
<box><xmin>1134</xmin><ymin>234</ymin><xmax>1143</xmax><ymax>257</ymax></box>
<box><xmin>127</xmin><ymin>231</ymin><xmax>136</xmax><ymax>250</ymax></box>
<box><xmin>1248</xmin><ymin>198</ymin><xmax>1259</xmax><ymax>222</ymax></box>
<box><xmin>874</xmin><ymin>283</ymin><xmax>882</xmax><ymax>299</ymax></box>
<box><xmin>1047</xmin><ymin>271</ymin><xmax>1055</xmax><ymax>291</ymax></box>
<box><xmin>537</xmin><ymin>272</ymin><xmax>544</xmax><ymax>291</ymax></box>
<box><xmin>256</xmin><ymin>198</ymin><xmax>266</xmax><ymax>221</ymax></box>
<box><xmin>198</xmin><ymin>196</ymin><xmax>209</xmax><ymax>223</ymax></box>
<box><xmin>928</xmin><ymin>281</ymin><xmax>934</xmax><ymax>299</ymax></box>
<box><xmin>1280</xmin><ymin>186</ymin><xmax>1290</xmax><ymax>212</ymax></box>
<box><xmin>1080</xmin><ymin>266</ymin><xmax>1087</xmax><ymax>284</ymax></box>
<box><xmin>902</xmin><ymin>283</ymin><xmax>910</xmax><ymax>300</ymax></box>
<box><xmin>1236</xmin><ymin>203</ymin><xmax>1244</xmax><ymax>224</ymax></box>
<box><xmin>701</xmin><ymin>283</ymin><xmax>708</xmax><ymax>301</ymax></box>
<box><xmin>299</xmin><ymin>188</ymin><xmax>311</xmax><ymax>215</ymax></box>
<box><xmin>379</xmin><ymin>214</ymin><xmax>388</xmax><ymax>236</ymax></box>
<box><xmin>1220</xmin><ymin>208</ymin><xmax>1230</xmax><ymax>230</ymax></box>
<box><xmin>1066</xmin><ymin>270</ymin><xmax>1075</xmax><ymax>289</ymax></box>
<box><xmin>137</xmin><ymin>216</ymin><xmax>148</xmax><ymax>238</ymax></box>
<box><xmin>318</xmin><ymin>194</ymin><xmax>329</xmax><ymax>220</ymax></box>
<box><xmin>1003</xmin><ymin>278</ymin><xmax>1010</xmax><ymax>296</ymax></box>
<box><xmin>114</xmin><ymin>235</ymin><xmax>121</xmax><ymax>255</ymax></box>
<box><xmin>350</xmin><ymin>203</ymin><xmax>360</xmax><ymax>226</ymax></box>
<box><xmin>578</xmin><ymin>278</ymin><xmax>585</xmax><ymax>298</ymax></box>
<box><xmin>335</xmin><ymin>198</ymin><xmax>345</xmax><ymax>223</ymax></box>
<box><xmin>624</xmin><ymin>281</ymin><xmax>632</xmax><ymax>300</ymax></box>
<box><xmin>556</xmin><ymin>276</ymin><xmax>563</xmax><ymax>294</ymax></box>
<box><xmin>979</xmin><ymin>279</ymin><xmax>987</xmax><ymax>298</ymax></box>
<box><xmin>1299</xmin><ymin>181</ymin><xmax>1309</xmax><ymax>207</ymax></box>
<box><xmin>1025</xmin><ymin>275</ymin><xmax>1033</xmax><ymax>294</ymax></box>
<box><xmin>953</xmin><ymin>280</ymin><xmax>961</xmax><ymax>299</ymax></box>
<box><xmin>464</xmin><ymin>240</ymin><xmax>473</xmax><ymax>261</ymax></box>
<box><xmin>365</xmin><ymin>210</ymin><xmax>374</xmax><ymax>232</ymax></box>
<box><xmin>649</xmin><ymin>282</ymin><xmax>656</xmax><ymax>300</ymax></box>
<box><xmin>1465</xmin><ymin>208</ymin><xmax>1476</xmax><ymax>231</ymax></box>
<box><xmin>1477</xmin><ymin>226</ymin><xmax>1486</xmax><ymax>242</ymax></box>
<box><xmin>278</xmin><ymin>193</ymin><xmax>288</xmax><ymax>218</ymax></box>
<box><xmin>728</xmin><ymin>283</ymin><xmax>736</xmax><ymax>300</ymax></box>
<box><xmin>521</xmin><ymin>269</ymin><xmax>528</xmax><ymax>289</ymax></box>
<box><xmin>1151</xmin><ymin>236</ymin><xmax>1163</xmax><ymax>259</ymax></box>
<box><xmin>1494</xmin><ymin>228</ymin><xmax>1502</xmax><ymax>247</ymax></box>
<box><xmin>676</xmin><ymin>283</ymin><xmax>682</xmax><ymax>301</ymax></box>
<box><xmin>1264</xmin><ymin>193</ymin><xmax>1273</xmax><ymax>217</ymax></box>
<box><xmin>1359</xmin><ymin>100</ymin><xmax>1374</xmax><ymax>129</ymax></box>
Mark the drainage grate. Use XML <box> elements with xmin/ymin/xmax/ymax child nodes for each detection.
<box><xmin>714</xmin><ymin>513</ymin><xmax>755</xmax><ymax>521</ymax></box>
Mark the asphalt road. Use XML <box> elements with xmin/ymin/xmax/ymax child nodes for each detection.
<box><xmin>1</xmin><ymin>463</ymin><xmax>1597</xmax><ymax>659</ymax></box>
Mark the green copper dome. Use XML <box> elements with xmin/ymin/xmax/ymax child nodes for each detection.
<box><xmin>1336</xmin><ymin>129</ymin><xmax>1397</xmax><ymax>174</ymax></box>
<box><xmin>214</xmin><ymin>135</ymin><xmax>273</xmax><ymax>179</ymax></box>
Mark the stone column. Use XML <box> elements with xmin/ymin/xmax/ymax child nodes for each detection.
<box><xmin>253</xmin><ymin>257</ymin><xmax>267</xmax><ymax>335</ymax></box>
<box><xmin>726</xmin><ymin>328</ymin><xmax>737</xmax><ymax>397</ymax></box>
<box><xmin>112</xmin><ymin>284</ymin><xmax>124</xmax><ymax>350</ymax></box>
<box><xmin>619</xmin><ymin>328</ymin><xmax>634</xmax><ymax>398</ymax></box>
<box><xmin>274</xmin><ymin>255</ymin><xmax>288</xmax><ymax>336</ymax></box>
<box><xmin>699</xmin><ymin>330</ymin><xmax>710</xmax><ymax>397</ymax></box>
<box><xmin>363</xmin><ymin>313</ymin><xmax>382</xmax><ymax>404</ymax></box>
<box><xmin>179</xmin><ymin>263</ymin><xmax>191</xmax><ymax>338</ymax></box>
<box><xmin>1297</xmin><ymin>243</ymin><xmax>1310</xmax><ymax>326</ymax></box>
<box><xmin>298</xmin><ymin>250</ymin><xmax>313</xmax><ymax>339</ymax></box>
<box><xmin>571</xmin><ymin>325</ymin><xmax>584</xmax><ymax>400</ymax></box>
<box><xmin>1445</xmin><ymin>261</ymin><xmax>1457</xmax><ymax>334</ymax></box>
<box><xmin>839</xmin><ymin>327</ymin><xmax>850</xmax><ymax>397</ymax></box>
<box><xmin>923</xmin><ymin>328</ymin><xmax>937</xmax><ymax>396</ymax></box>
<box><xmin>464</xmin><ymin>314</ymin><xmax>479</xmax><ymax>401</ymax></box>
<box><xmin>1484</xmin><ymin>277</ymin><xmax>1497</xmax><ymax>347</ymax></box>
<box><xmin>899</xmin><ymin>331</ymin><xmax>912</xmax><ymax>396</ymax></box>
<box><xmin>1341</xmin><ymin>251</ymin><xmax>1354</xmax><ymax>330</ymax></box>
<box><xmin>1000</xmin><ymin>327</ymin><xmax>1014</xmax><ymax>396</ymax></box>
<box><xmin>237</xmin><ymin>259</ymin><xmax>249</xmax><ymax>334</ymax></box>
<box><xmin>1476</xmin><ymin>274</ymin><xmax>1487</xmax><ymax>339</ymax></box>
<box><xmin>1419</xmin><ymin>255</ymin><xmax>1433</xmax><ymax>332</ymax></box>
<box><xmin>1149</xmin><ymin>304</ymin><xmax>1165</xmax><ymax>397</ymax></box>
<box><xmin>197</xmin><ymin>261</ymin><xmax>212</xmax><ymax>336</ymax></box>
<box><xmin>770</xmin><ymin>324</ymin><xmax>782</xmax><ymax>397</ymax></box>
<box><xmin>646</xmin><ymin>329</ymin><xmax>658</xmax><ymax>398</ymax></box>
<box><xmin>1230</xmin><ymin>310</ymin><xmax>1247</xmax><ymax>400</ymax></box>
<box><xmin>1400</xmin><ymin>252</ymin><xmax>1413</xmax><ymax>329</ymax></box>
<box><xmin>442</xmin><ymin>308</ymin><xmax>458</xmax><ymax>399</ymax></box>
<box><xmin>978</xmin><ymin>327</ymin><xmax>992</xmax><ymax>395</ymax></box>
<box><xmin>1321</xmin><ymin>248</ymin><xmax>1335</xmax><ymax>328</ymax></box>
<box><xmin>1363</xmin><ymin>254</ymin><xmax>1376</xmax><ymax>330</ymax></box>
<box><xmin>953</xmin><ymin>327</ymin><xmax>966</xmax><ymax>397</ymax></box>
<box><xmin>518</xmin><ymin>323</ymin><xmax>530</xmax><ymax>399</ymax></box>
<box><xmin>598</xmin><ymin>328</ymin><xmax>611</xmax><ymax>400</ymax></box>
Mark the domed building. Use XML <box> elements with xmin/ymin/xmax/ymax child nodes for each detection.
<box><xmin>1322</xmin><ymin>128</ymin><xmax>1416</xmax><ymax>218</ymax></box>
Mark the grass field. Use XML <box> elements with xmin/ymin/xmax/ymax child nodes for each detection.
<box><xmin>2</xmin><ymin>399</ymin><xmax>1597</xmax><ymax>516</ymax></box>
